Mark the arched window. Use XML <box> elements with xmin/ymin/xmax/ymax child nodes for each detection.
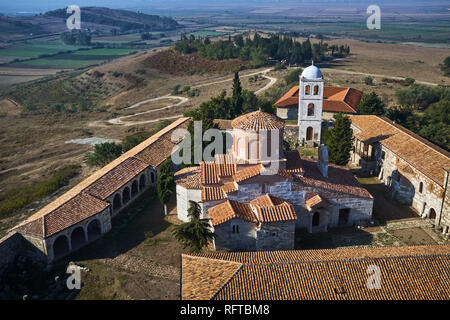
<box><xmin>131</xmin><ymin>180</ymin><xmax>138</xmax><ymax>197</ymax></box>
<box><xmin>313</xmin><ymin>85</ymin><xmax>319</xmax><ymax>95</ymax></box>
<box><xmin>53</xmin><ymin>236</ymin><xmax>70</xmax><ymax>259</ymax></box>
<box><xmin>307</xmin><ymin>103</ymin><xmax>315</xmax><ymax>116</ymax></box>
<box><xmin>419</xmin><ymin>182</ymin><xmax>423</xmax><ymax>194</ymax></box>
<box><xmin>312</xmin><ymin>212</ymin><xmax>320</xmax><ymax>227</ymax></box>
<box><xmin>150</xmin><ymin>172</ymin><xmax>155</xmax><ymax>183</ymax></box>
<box><xmin>122</xmin><ymin>187</ymin><xmax>130</xmax><ymax>204</ymax></box>
<box><xmin>71</xmin><ymin>227</ymin><xmax>86</xmax><ymax>250</ymax></box>
<box><xmin>113</xmin><ymin>193</ymin><xmax>121</xmax><ymax>211</ymax></box>
<box><xmin>429</xmin><ymin>208</ymin><xmax>436</xmax><ymax>220</ymax></box>
<box><xmin>87</xmin><ymin>219</ymin><xmax>101</xmax><ymax>241</ymax></box>
<box><xmin>305</xmin><ymin>85</ymin><xmax>310</xmax><ymax>95</ymax></box>
<box><xmin>139</xmin><ymin>174</ymin><xmax>146</xmax><ymax>190</ymax></box>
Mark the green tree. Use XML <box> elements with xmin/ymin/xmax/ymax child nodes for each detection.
<box><xmin>172</xmin><ymin>200</ymin><xmax>215</xmax><ymax>253</ymax></box>
<box><xmin>359</xmin><ymin>92</ymin><xmax>385</xmax><ymax>115</ymax></box>
<box><xmin>85</xmin><ymin>142</ymin><xmax>122</xmax><ymax>167</ymax></box>
<box><xmin>157</xmin><ymin>158</ymin><xmax>174</xmax><ymax>216</ymax></box>
<box><xmin>323</xmin><ymin>113</ymin><xmax>354</xmax><ymax>165</ymax></box>
<box><xmin>284</xmin><ymin>68</ymin><xmax>303</xmax><ymax>85</ymax></box>
<box><xmin>364</xmin><ymin>76</ymin><xmax>373</xmax><ymax>85</ymax></box>
<box><xmin>230</xmin><ymin>71</ymin><xmax>243</xmax><ymax>118</ymax></box>
<box><xmin>440</xmin><ymin>56</ymin><xmax>450</xmax><ymax>76</ymax></box>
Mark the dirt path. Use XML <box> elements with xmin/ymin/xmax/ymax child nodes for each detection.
<box><xmin>322</xmin><ymin>68</ymin><xmax>440</xmax><ymax>86</ymax></box>
<box><xmin>90</xmin><ymin>68</ymin><xmax>278</xmax><ymax>127</ymax></box>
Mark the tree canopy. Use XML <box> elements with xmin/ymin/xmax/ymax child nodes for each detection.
<box><xmin>157</xmin><ymin>158</ymin><xmax>174</xmax><ymax>215</ymax></box>
<box><xmin>358</xmin><ymin>92</ymin><xmax>385</xmax><ymax>116</ymax></box>
<box><xmin>172</xmin><ymin>200</ymin><xmax>215</xmax><ymax>253</ymax></box>
<box><xmin>85</xmin><ymin>142</ymin><xmax>122</xmax><ymax>167</ymax></box>
<box><xmin>323</xmin><ymin>113</ymin><xmax>354</xmax><ymax>166</ymax></box>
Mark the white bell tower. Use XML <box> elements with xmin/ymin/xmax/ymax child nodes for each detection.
<box><xmin>298</xmin><ymin>62</ymin><xmax>324</xmax><ymax>146</ymax></box>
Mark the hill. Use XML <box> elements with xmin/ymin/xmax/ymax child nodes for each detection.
<box><xmin>0</xmin><ymin>7</ymin><xmax>179</xmax><ymax>41</ymax></box>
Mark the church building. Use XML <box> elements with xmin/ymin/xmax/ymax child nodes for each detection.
<box><xmin>275</xmin><ymin>63</ymin><xmax>362</xmax><ymax>146</ymax></box>
<box><xmin>175</xmin><ymin>110</ymin><xmax>374</xmax><ymax>252</ymax></box>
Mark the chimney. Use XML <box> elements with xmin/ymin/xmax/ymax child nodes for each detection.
<box><xmin>317</xmin><ymin>145</ymin><xmax>329</xmax><ymax>178</ymax></box>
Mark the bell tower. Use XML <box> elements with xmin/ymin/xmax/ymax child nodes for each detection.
<box><xmin>298</xmin><ymin>62</ymin><xmax>323</xmax><ymax>146</ymax></box>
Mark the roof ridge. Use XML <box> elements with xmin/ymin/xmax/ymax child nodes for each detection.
<box><xmin>210</xmin><ymin>263</ymin><xmax>244</xmax><ymax>300</ymax></box>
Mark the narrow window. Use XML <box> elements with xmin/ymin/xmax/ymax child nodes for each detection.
<box><xmin>313</xmin><ymin>85</ymin><xmax>319</xmax><ymax>95</ymax></box>
<box><xmin>419</xmin><ymin>182</ymin><xmax>423</xmax><ymax>194</ymax></box>
<box><xmin>305</xmin><ymin>85</ymin><xmax>310</xmax><ymax>95</ymax></box>
<box><xmin>307</xmin><ymin>103</ymin><xmax>314</xmax><ymax>117</ymax></box>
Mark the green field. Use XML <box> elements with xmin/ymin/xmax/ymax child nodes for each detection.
<box><xmin>0</xmin><ymin>43</ymin><xmax>83</xmax><ymax>60</ymax></box>
<box><xmin>11</xmin><ymin>48</ymin><xmax>137</xmax><ymax>69</ymax></box>
<box><xmin>187</xmin><ymin>30</ymin><xmax>229</xmax><ymax>38</ymax></box>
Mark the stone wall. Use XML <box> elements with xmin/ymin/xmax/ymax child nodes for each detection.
<box><xmin>379</xmin><ymin>147</ymin><xmax>443</xmax><ymax>224</ymax></box>
<box><xmin>277</xmin><ymin>107</ymin><xmax>298</xmax><ymax>120</ymax></box>
<box><xmin>213</xmin><ymin>219</ymin><xmax>256</xmax><ymax>251</ymax></box>
<box><xmin>256</xmin><ymin>222</ymin><xmax>295</xmax><ymax>251</ymax></box>
<box><xmin>176</xmin><ymin>185</ymin><xmax>202</xmax><ymax>222</ymax></box>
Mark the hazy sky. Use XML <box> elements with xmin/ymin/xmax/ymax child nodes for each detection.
<box><xmin>0</xmin><ymin>0</ymin><xmax>444</xmax><ymax>15</ymax></box>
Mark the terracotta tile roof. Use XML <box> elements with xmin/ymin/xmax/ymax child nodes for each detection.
<box><xmin>13</xmin><ymin>118</ymin><xmax>191</xmax><ymax>238</ymax></box>
<box><xmin>305</xmin><ymin>194</ymin><xmax>328</xmax><ymax>209</ymax></box>
<box><xmin>200</xmin><ymin>162</ymin><xmax>220</xmax><ymax>185</ymax></box>
<box><xmin>296</xmin><ymin>158</ymin><xmax>373</xmax><ymax>199</ymax></box>
<box><xmin>201</xmin><ymin>186</ymin><xmax>226</xmax><ymax>201</ymax></box>
<box><xmin>231</xmin><ymin>111</ymin><xmax>284</xmax><ymax>131</ymax></box>
<box><xmin>233</xmin><ymin>164</ymin><xmax>265</xmax><ymax>183</ymax></box>
<box><xmin>85</xmin><ymin>157</ymin><xmax>148</xmax><ymax>200</ymax></box>
<box><xmin>222</xmin><ymin>181</ymin><xmax>238</xmax><ymax>194</ymax></box>
<box><xmin>182</xmin><ymin>244</ymin><xmax>450</xmax><ymax>300</ymax></box>
<box><xmin>175</xmin><ymin>167</ymin><xmax>202</xmax><ymax>190</ymax></box>
<box><xmin>208</xmin><ymin>200</ymin><xmax>258</xmax><ymax>226</ymax></box>
<box><xmin>181</xmin><ymin>255</ymin><xmax>242</xmax><ymax>300</ymax></box>
<box><xmin>14</xmin><ymin>193</ymin><xmax>109</xmax><ymax>238</ymax></box>
<box><xmin>250</xmin><ymin>194</ymin><xmax>297</xmax><ymax>223</ymax></box>
<box><xmin>275</xmin><ymin>85</ymin><xmax>361</xmax><ymax>114</ymax></box>
<box><xmin>215</xmin><ymin>154</ymin><xmax>236</xmax><ymax>177</ymax></box>
<box><xmin>350</xmin><ymin>115</ymin><xmax>450</xmax><ymax>186</ymax></box>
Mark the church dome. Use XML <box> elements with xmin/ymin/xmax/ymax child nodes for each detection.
<box><xmin>301</xmin><ymin>64</ymin><xmax>322</xmax><ymax>80</ymax></box>
<box><xmin>232</xmin><ymin>110</ymin><xmax>284</xmax><ymax>131</ymax></box>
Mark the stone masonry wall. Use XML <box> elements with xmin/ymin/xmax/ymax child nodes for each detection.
<box><xmin>0</xmin><ymin>233</ymin><xmax>26</xmax><ymax>276</ymax></box>
<box><xmin>213</xmin><ymin>219</ymin><xmax>256</xmax><ymax>251</ymax></box>
<box><xmin>256</xmin><ymin>222</ymin><xmax>295</xmax><ymax>251</ymax></box>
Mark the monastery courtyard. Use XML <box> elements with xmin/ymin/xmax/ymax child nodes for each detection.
<box><xmin>30</xmin><ymin>161</ymin><xmax>446</xmax><ymax>300</ymax></box>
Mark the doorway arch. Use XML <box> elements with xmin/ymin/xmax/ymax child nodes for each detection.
<box><xmin>312</xmin><ymin>212</ymin><xmax>320</xmax><ymax>227</ymax></box>
<box><xmin>122</xmin><ymin>187</ymin><xmax>130</xmax><ymax>204</ymax></box>
<box><xmin>87</xmin><ymin>219</ymin><xmax>101</xmax><ymax>241</ymax></box>
<box><xmin>306</xmin><ymin>127</ymin><xmax>314</xmax><ymax>141</ymax></box>
<box><xmin>113</xmin><ymin>193</ymin><xmax>121</xmax><ymax>211</ymax></box>
<box><xmin>70</xmin><ymin>227</ymin><xmax>86</xmax><ymax>250</ymax></box>
<box><xmin>53</xmin><ymin>235</ymin><xmax>70</xmax><ymax>259</ymax></box>
<box><xmin>429</xmin><ymin>208</ymin><xmax>436</xmax><ymax>220</ymax></box>
<box><xmin>139</xmin><ymin>174</ymin><xmax>147</xmax><ymax>190</ymax></box>
<box><xmin>131</xmin><ymin>180</ymin><xmax>138</xmax><ymax>197</ymax></box>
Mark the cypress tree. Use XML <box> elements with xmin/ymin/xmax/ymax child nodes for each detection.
<box><xmin>323</xmin><ymin>113</ymin><xmax>354</xmax><ymax>165</ymax></box>
<box><xmin>231</xmin><ymin>71</ymin><xmax>243</xmax><ymax>118</ymax></box>
<box><xmin>157</xmin><ymin>158</ymin><xmax>174</xmax><ymax>215</ymax></box>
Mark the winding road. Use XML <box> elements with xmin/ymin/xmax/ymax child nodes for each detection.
<box><xmin>94</xmin><ymin>68</ymin><xmax>277</xmax><ymax>127</ymax></box>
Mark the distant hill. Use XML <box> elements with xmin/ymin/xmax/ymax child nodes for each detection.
<box><xmin>45</xmin><ymin>7</ymin><xmax>179</xmax><ymax>32</ymax></box>
<box><xmin>0</xmin><ymin>7</ymin><xmax>179</xmax><ymax>41</ymax></box>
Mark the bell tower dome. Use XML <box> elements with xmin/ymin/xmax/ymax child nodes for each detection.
<box><xmin>298</xmin><ymin>62</ymin><xmax>323</xmax><ymax>146</ymax></box>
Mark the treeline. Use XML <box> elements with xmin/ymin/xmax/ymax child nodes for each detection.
<box><xmin>60</xmin><ymin>30</ymin><xmax>92</xmax><ymax>45</ymax></box>
<box><xmin>175</xmin><ymin>32</ymin><xmax>348</xmax><ymax>66</ymax></box>
<box><xmin>358</xmin><ymin>85</ymin><xmax>450</xmax><ymax>151</ymax></box>
<box><xmin>46</xmin><ymin>7</ymin><xmax>179</xmax><ymax>32</ymax></box>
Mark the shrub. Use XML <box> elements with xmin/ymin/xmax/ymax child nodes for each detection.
<box><xmin>364</xmin><ymin>76</ymin><xmax>374</xmax><ymax>85</ymax></box>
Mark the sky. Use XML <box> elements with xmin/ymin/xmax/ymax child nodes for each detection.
<box><xmin>0</xmin><ymin>0</ymin><xmax>444</xmax><ymax>15</ymax></box>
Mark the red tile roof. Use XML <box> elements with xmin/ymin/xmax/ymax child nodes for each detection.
<box><xmin>182</xmin><ymin>244</ymin><xmax>450</xmax><ymax>300</ymax></box>
<box><xmin>201</xmin><ymin>186</ymin><xmax>226</xmax><ymax>201</ymax></box>
<box><xmin>208</xmin><ymin>200</ymin><xmax>258</xmax><ymax>226</ymax></box>
<box><xmin>13</xmin><ymin>118</ymin><xmax>191</xmax><ymax>239</ymax></box>
<box><xmin>14</xmin><ymin>193</ymin><xmax>109</xmax><ymax>238</ymax></box>
<box><xmin>231</xmin><ymin>110</ymin><xmax>284</xmax><ymax>131</ymax></box>
<box><xmin>350</xmin><ymin>115</ymin><xmax>450</xmax><ymax>187</ymax></box>
<box><xmin>86</xmin><ymin>157</ymin><xmax>148</xmax><ymax>200</ymax></box>
<box><xmin>275</xmin><ymin>85</ymin><xmax>362</xmax><ymax>114</ymax></box>
<box><xmin>296</xmin><ymin>158</ymin><xmax>373</xmax><ymax>199</ymax></box>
